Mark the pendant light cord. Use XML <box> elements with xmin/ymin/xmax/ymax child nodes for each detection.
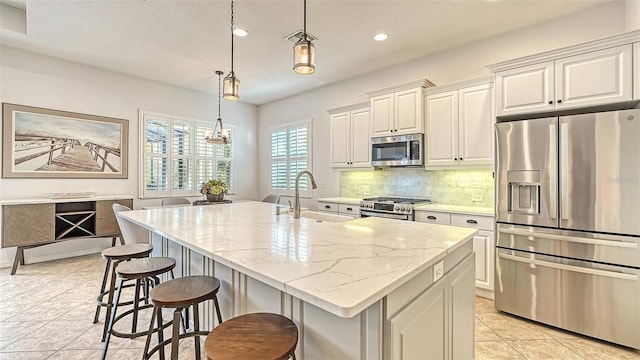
<box><xmin>230</xmin><ymin>0</ymin><xmax>235</xmax><ymax>73</ymax></box>
<box><xmin>217</xmin><ymin>72</ymin><xmax>222</xmax><ymax>120</ymax></box>
<box><xmin>303</xmin><ymin>0</ymin><xmax>307</xmax><ymax>37</ymax></box>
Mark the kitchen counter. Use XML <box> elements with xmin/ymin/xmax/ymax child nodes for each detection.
<box><xmin>119</xmin><ymin>201</ymin><xmax>477</xmax><ymax>359</ymax></box>
<box><xmin>415</xmin><ymin>203</ymin><xmax>494</xmax><ymax>216</ymax></box>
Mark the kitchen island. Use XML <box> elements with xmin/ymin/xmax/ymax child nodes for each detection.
<box><xmin>119</xmin><ymin>201</ymin><xmax>477</xmax><ymax>360</ymax></box>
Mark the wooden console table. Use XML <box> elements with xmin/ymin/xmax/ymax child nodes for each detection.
<box><xmin>1</xmin><ymin>195</ymin><xmax>133</xmax><ymax>274</ymax></box>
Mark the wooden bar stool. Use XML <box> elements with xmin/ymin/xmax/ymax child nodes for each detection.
<box><xmin>143</xmin><ymin>275</ymin><xmax>224</xmax><ymax>360</ymax></box>
<box><xmin>101</xmin><ymin>257</ymin><xmax>176</xmax><ymax>360</ymax></box>
<box><xmin>204</xmin><ymin>313</ymin><xmax>298</xmax><ymax>360</ymax></box>
<box><xmin>93</xmin><ymin>243</ymin><xmax>153</xmax><ymax>341</ymax></box>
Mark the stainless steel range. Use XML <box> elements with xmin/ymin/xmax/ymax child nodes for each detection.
<box><xmin>359</xmin><ymin>197</ymin><xmax>431</xmax><ymax>221</ymax></box>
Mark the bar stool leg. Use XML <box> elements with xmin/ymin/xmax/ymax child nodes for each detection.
<box><xmin>94</xmin><ymin>258</ymin><xmax>112</xmax><ymax>324</ymax></box>
<box><xmin>213</xmin><ymin>295</ymin><xmax>223</xmax><ymax>325</ymax></box>
<box><xmin>102</xmin><ymin>259</ymin><xmax>121</xmax><ymax>342</ymax></box>
<box><xmin>193</xmin><ymin>304</ymin><xmax>201</xmax><ymax>360</ymax></box>
<box><xmin>102</xmin><ymin>277</ymin><xmax>125</xmax><ymax>360</ymax></box>
<box><xmin>132</xmin><ymin>278</ymin><xmax>141</xmax><ymax>334</ymax></box>
<box><xmin>157</xmin><ymin>308</ymin><xmax>166</xmax><ymax>360</ymax></box>
<box><xmin>171</xmin><ymin>308</ymin><xmax>181</xmax><ymax>360</ymax></box>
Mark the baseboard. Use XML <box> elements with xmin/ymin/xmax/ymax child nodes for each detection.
<box><xmin>476</xmin><ymin>287</ymin><xmax>494</xmax><ymax>300</ymax></box>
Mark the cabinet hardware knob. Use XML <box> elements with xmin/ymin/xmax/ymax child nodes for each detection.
<box><xmin>460</xmin><ymin>158</ymin><xmax>463</xmax><ymax>160</ymax></box>
<box><xmin>427</xmin><ymin>216</ymin><xmax>436</xmax><ymax>220</ymax></box>
<box><xmin>548</xmin><ymin>101</ymin><xmax>553</xmax><ymax>104</ymax></box>
<box><xmin>466</xmin><ymin>219</ymin><xmax>478</xmax><ymax>224</ymax></box>
<box><xmin>557</xmin><ymin>99</ymin><xmax>562</xmax><ymax>103</ymax></box>
<box><xmin>346</xmin><ymin>207</ymin><xmax>352</xmax><ymax>211</ymax></box>
<box><xmin>454</xmin><ymin>158</ymin><xmax>458</xmax><ymax>160</ymax></box>
<box><xmin>325</xmin><ymin>205</ymin><xmax>331</xmax><ymax>209</ymax></box>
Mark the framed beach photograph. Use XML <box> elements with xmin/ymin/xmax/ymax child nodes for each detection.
<box><xmin>2</xmin><ymin>103</ymin><xmax>129</xmax><ymax>178</ymax></box>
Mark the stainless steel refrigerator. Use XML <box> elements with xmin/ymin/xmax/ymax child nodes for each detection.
<box><xmin>495</xmin><ymin>109</ymin><xmax>640</xmax><ymax>349</ymax></box>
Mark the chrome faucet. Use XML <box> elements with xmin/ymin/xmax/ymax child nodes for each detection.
<box><xmin>294</xmin><ymin>170</ymin><xmax>317</xmax><ymax>218</ymax></box>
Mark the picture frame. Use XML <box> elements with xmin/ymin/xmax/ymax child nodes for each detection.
<box><xmin>2</xmin><ymin>103</ymin><xmax>129</xmax><ymax>179</ymax></box>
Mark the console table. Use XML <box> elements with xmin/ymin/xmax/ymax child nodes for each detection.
<box><xmin>1</xmin><ymin>195</ymin><xmax>133</xmax><ymax>274</ymax></box>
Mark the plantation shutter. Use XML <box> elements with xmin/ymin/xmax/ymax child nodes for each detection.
<box><xmin>215</xmin><ymin>126</ymin><xmax>235</xmax><ymax>192</ymax></box>
<box><xmin>270</xmin><ymin>121</ymin><xmax>312</xmax><ymax>196</ymax></box>
<box><xmin>171</xmin><ymin>121</ymin><xmax>193</xmax><ymax>194</ymax></box>
<box><xmin>143</xmin><ymin>115</ymin><xmax>169</xmax><ymax>197</ymax></box>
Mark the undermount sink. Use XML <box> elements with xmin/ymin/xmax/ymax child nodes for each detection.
<box><xmin>297</xmin><ymin>211</ymin><xmax>352</xmax><ymax>223</ymax></box>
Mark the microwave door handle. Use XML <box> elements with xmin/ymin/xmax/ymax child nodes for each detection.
<box><xmin>560</xmin><ymin>123</ymin><xmax>569</xmax><ymax>220</ymax></box>
<box><xmin>549</xmin><ymin>124</ymin><xmax>557</xmax><ymax>219</ymax></box>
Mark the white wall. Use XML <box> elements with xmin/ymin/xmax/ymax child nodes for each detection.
<box><xmin>0</xmin><ymin>46</ymin><xmax>259</xmax><ymax>267</ymax></box>
<box><xmin>257</xmin><ymin>2</ymin><xmax>627</xmax><ymax>210</ymax></box>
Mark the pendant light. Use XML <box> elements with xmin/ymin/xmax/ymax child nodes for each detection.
<box><xmin>223</xmin><ymin>0</ymin><xmax>240</xmax><ymax>100</ymax></box>
<box><xmin>206</xmin><ymin>71</ymin><xmax>231</xmax><ymax>145</ymax></box>
<box><xmin>293</xmin><ymin>0</ymin><xmax>315</xmax><ymax>75</ymax></box>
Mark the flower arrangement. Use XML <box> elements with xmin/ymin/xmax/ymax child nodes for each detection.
<box><xmin>200</xmin><ymin>179</ymin><xmax>228</xmax><ymax>196</ymax></box>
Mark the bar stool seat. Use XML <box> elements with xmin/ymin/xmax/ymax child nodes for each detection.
<box><xmin>204</xmin><ymin>313</ymin><xmax>298</xmax><ymax>360</ymax></box>
<box><xmin>143</xmin><ymin>275</ymin><xmax>223</xmax><ymax>360</ymax></box>
<box><xmin>102</xmin><ymin>257</ymin><xmax>176</xmax><ymax>360</ymax></box>
<box><xmin>93</xmin><ymin>243</ymin><xmax>153</xmax><ymax>340</ymax></box>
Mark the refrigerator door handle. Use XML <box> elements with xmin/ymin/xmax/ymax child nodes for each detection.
<box><xmin>560</xmin><ymin>123</ymin><xmax>569</xmax><ymax>220</ymax></box>
<box><xmin>549</xmin><ymin>124</ymin><xmax>557</xmax><ymax>219</ymax></box>
<box><xmin>497</xmin><ymin>251</ymin><xmax>638</xmax><ymax>281</ymax></box>
<box><xmin>498</xmin><ymin>226</ymin><xmax>638</xmax><ymax>249</ymax></box>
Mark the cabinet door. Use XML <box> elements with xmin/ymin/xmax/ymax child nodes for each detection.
<box><xmin>2</xmin><ymin>204</ymin><xmax>55</xmax><ymax>247</ymax></box>
<box><xmin>387</xmin><ymin>275</ymin><xmax>447</xmax><ymax>360</ymax></box>
<box><xmin>448</xmin><ymin>253</ymin><xmax>476</xmax><ymax>360</ymax></box>
<box><xmin>634</xmin><ymin>43</ymin><xmax>639</xmax><ymax>101</ymax></box>
<box><xmin>95</xmin><ymin>199</ymin><xmax>133</xmax><ymax>236</ymax></box>
<box><xmin>496</xmin><ymin>61</ymin><xmax>554</xmax><ymax>117</ymax></box>
<box><xmin>395</xmin><ymin>88</ymin><xmax>423</xmax><ymax>135</ymax></box>
<box><xmin>556</xmin><ymin>45</ymin><xmax>633</xmax><ymax>110</ymax></box>
<box><xmin>472</xmin><ymin>230</ymin><xmax>495</xmax><ymax>291</ymax></box>
<box><xmin>350</xmin><ymin>108</ymin><xmax>371</xmax><ymax>167</ymax></box>
<box><xmin>458</xmin><ymin>83</ymin><xmax>494</xmax><ymax>165</ymax></box>
<box><xmin>425</xmin><ymin>91</ymin><xmax>458</xmax><ymax>166</ymax></box>
<box><xmin>330</xmin><ymin>112</ymin><xmax>351</xmax><ymax>168</ymax></box>
<box><xmin>317</xmin><ymin>202</ymin><xmax>338</xmax><ymax>214</ymax></box>
<box><xmin>371</xmin><ymin>94</ymin><xmax>394</xmax><ymax>136</ymax></box>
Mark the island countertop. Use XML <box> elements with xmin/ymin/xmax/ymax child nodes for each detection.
<box><xmin>119</xmin><ymin>201</ymin><xmax>477</xmax><ymax>318</ymax></box>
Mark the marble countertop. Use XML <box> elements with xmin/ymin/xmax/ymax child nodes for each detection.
<box><xmin>316</xmin><ymin>197</ymin><xmax>362</xmax><ymax>205</ymax></box>
<box><xmin>415</xmin><ymin>203</ymin><xmax>495</xmax><ymax>216</ymax></box>
<box><xmin>120</xmin><ymin>201</ymin><xmax>476</xmax><ymax>318</ymax></box>
<box><xmin>0</xmin><ymin>194</ymin><xmax>133</xmax><ymax>205</ymax></box>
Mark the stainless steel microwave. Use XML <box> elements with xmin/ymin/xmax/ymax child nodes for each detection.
<box><xmin>371</xmin><ymin>133</ymin><xmax>423</xmax><ymax>167</ymax></box>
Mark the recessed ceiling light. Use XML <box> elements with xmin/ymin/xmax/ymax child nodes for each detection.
<box><xmin>374</xmin><ymin>33</ymin><xmax>388</xmax><ymax>41</ymax></box>
<box><xmin>233</xmin><ymin>28</ymin><xmax>249</xmax><ymax>37</ymax></box>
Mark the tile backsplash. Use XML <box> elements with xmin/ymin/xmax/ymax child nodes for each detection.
<box><xmin>340</xmin><ymin>169</ymin><xmax>494</xmax><ymax>208</ymax></box>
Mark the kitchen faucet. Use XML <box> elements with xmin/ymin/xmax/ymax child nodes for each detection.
<box><xmin>294</xmin><ymin>170</ymin><xmax>317</xmax><ymax>218</ymax></box>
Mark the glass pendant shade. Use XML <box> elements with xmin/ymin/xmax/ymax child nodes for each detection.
<box><xmin>293</xmin><ymin>37</ymin><xmax>315</xmax><ymax>75</ymax></box>
<box><xmin>223</xmin><ymin>72</ymin><xmax>240</xmax><ymax>101</ymax></box>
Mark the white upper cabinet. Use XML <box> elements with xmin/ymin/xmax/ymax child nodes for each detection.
<box><xmin>329</xmin><ymin>104</ymin><xmax>371</xmax><ymax>168</ymax></box>
<box><xmin>368</xmin><ymin>80</ymin><xmax>434</xmax><ymax>137</ymax></box>
<box><xmin>555</xmin><ymin>45</ymin><xmax>632</xmax><ymax>109</ymax></box>
<box><xmin>425</xmin><ymin>79</ymin><xmax>494</xmax><ymax>167</ymax></box>
<box><xmin>490</xmin><ymin>30</ymin><xmax>640</xmax><ymax>118</ymax></box>
<box><xmin>634</xmin><ymin>42</ymin><xmax>639</xmax><ymax>100</ymax></box>
<box><xmin>495</xmin><ymin>61</ymin><xmax>554</xmax><ymax>116</ymax></box>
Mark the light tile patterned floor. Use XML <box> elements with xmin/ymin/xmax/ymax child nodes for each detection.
<box><xmin>0</xmin><ymin>254</ymin><xmax>639</xmax><ymax>359</ymax></box>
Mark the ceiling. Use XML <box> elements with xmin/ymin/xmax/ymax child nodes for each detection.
<box><xmin>0</xmin><ymin>0</ymin><xmax>614</xmax><ymax>105</ymax></box>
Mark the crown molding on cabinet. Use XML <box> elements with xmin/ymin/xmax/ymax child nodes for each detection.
<box><xmin>424</xmin><ymin>76</ymin><xmax>494</xmax><ymax>95</ymax></box>
<box><xmin>327</xmin><ymin>102</ymin><xmax>369</xmax><ymax>114</ymax></box>
<box><xmin>366</xmin><ymin>79</ymin><xmax>436</xmax><ymax>98</ymax></box>
<box><xmin>487</xmin><ymin>29</ymin><xmax>640</xmax><ymax>73</ymax></box>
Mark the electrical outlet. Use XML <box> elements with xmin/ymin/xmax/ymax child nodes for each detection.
<box><xmin>472</xmin><ymin>193</ymin><xmax>484</xmax><ymax>202</ymax></box>
<box><xmin>433</xmin><ymin>261</ymin><xmax>444</xmax><ymax>282</ymax></box>
<box><xmin>320</xmin><ymin>181</ymin><xmax>326</xmax><ymax>189</ymax></box>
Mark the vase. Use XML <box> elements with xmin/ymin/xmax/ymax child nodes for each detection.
<box><xmin>207</xmin><ymin>193</ymin><xmax>224</xmax><ymax>202</ymax></box>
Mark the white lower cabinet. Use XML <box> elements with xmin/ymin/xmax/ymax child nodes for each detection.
<box><xmin>634</xmin><ymin>42</ymin><xmax>639</xmax><ymax>100</ymax></box>
<box><xmin>416</xmin><ymin>209</ymin><xmax>495</xmax><ymax>297</ymax></box>
<box><xmin>386</xmin><ymin>250</ymin><xmax>475</xmax><ymax>360</ymax></box>
<box><xmin>318</xmin><ymin>201</ymin><xmax>360</xmax><ymax>219</ymax></box>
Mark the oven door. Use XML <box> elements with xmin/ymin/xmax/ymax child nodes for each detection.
<box><xmin>360</xmin><ymin>210</ymin><xmax>411</xmax><ymax>221</ymax></box>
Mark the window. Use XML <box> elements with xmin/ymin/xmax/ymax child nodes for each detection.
<box><xmin>270</xmin><ymin>120</ymin><xmax>312</xmax><ymax>197</ymax></box>
<box><xmin>140</xmin><ymin>110</ymin><xmax>235</xmax><ymax>198</ymax></box>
